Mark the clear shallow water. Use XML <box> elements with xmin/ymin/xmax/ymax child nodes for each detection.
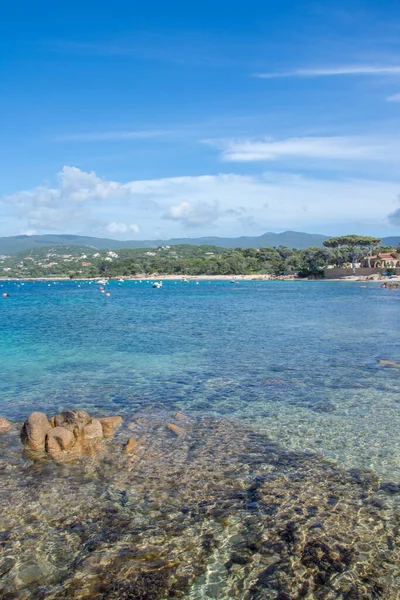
<box><xmin>1</xmin><ymin>279</ymin><xmax>399</xmax><ymax>480</ymax></box>
<box><xmin>0</xmin><ymin>279</ymin><xmax>399</xmax><ymax>598</ymax></box>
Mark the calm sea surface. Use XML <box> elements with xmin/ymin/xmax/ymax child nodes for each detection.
<box><xmin>1</xmin><ymin>279</ymin><xmax>399</xmax><ymax>478</ymax></box>
<box><xmin>0</xmin><ymin>279</ymin><xmax>399</xmax><ymax>598</ymax></box>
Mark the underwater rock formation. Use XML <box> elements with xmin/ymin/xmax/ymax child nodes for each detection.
<box><xmin>1</xmin><ymin>412</ymin><xmax>398</xmax><ymax>598</ymax></box>
<box><xmin>166</xmin><ymin>423</ymin><xmax>184</xmax><ymax>436</ymax></box>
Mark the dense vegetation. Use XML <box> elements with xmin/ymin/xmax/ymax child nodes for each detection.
<box><xmin>1</xmin><ymin>236</ymin><xmax>399</xmax><ymax>278</ymax></box>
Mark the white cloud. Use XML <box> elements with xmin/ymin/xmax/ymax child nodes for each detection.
<box><xmin>387</xmin><ymin>93</ymin><xmax>400</xmax><ymax>102</ymax></box>
<box><xmin>107</xmin><ymin>222</ymin><xmax>140</xmax><ymax>234</ymax></box>
<box><xmin>255</xmin><ymin>65</ymin><xmax>400</xmax><ymax>79</ymax></box>
<box><xmin>1</xmin><ymin>166</ymin><xmax>148</xmax><ymax>231</ymax></box>
<box><xmin>1</xmin><ymin>166</ymin><xmax>398</xmax><ymax>236</ymax></box>
<box><xmin>207</xmin><ymin>135</ymin><xmax>400</xmax><ymax>163</ymax></box>
<box><xmin>163</xmin><ymin>200</ymin><xmax>221</xmax><ymax>227</ymax></box>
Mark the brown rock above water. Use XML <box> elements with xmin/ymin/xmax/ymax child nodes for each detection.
<box><xmin>99</xmin><ymin>416</ymin><xmax>123</xmax><ymax>438</ymax></box>
<box><xmin>83</xmin><ymin>418</ymin><xmax>104</xmax><ymax>441</ymax></box>
<box><xmin>20</xmin><ymin>410</ymin><xmax>122</xmax><ymax>461</ymax></box>
<box><xmin>0</xmin><ymin>417</ymin><xmax>12</xmax><ymax>433</ymax></box>
<box><xmin>53</xmin><ymin>410</ymin><xmax>91</xmax><ymax>436</ymax></box>
<box><xmin>45</xmin><ymin>427</ymin><xmax>75</xmax><ymax>459</ymax></box>
<box><xmin>21</xmin><ymin>412</ymin><xmax>52</xmax><ymax>451</ymax></box>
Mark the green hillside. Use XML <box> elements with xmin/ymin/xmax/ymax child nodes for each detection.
<box><xmin>0</xmin><ymin>231</ymin><xmax>329</xmax><ymax>254</ymax></box>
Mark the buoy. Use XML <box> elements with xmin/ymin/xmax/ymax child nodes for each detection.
<box><xmin>106</xmin><ymin>292</ymin><xmax>111</xmax><ymax>297</ymax></box>
<box><xmin>2</xmin><ymin>293</ymin><xmax>9</xmax><ymax>297</ymax></box>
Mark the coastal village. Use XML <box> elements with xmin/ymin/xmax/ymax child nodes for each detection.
<box><xmin>0</xmin><ymin>238</ymin><xmax>399</xmax><ymax>280</ymax></box>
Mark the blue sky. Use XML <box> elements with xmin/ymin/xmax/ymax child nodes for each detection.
<box><xmin>1</xmin><ymin>0</ymin><xmax>400</xmax><ymax>240</ymax></box>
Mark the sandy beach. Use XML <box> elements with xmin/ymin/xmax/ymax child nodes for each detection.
<box><xmin>2</xmin><ymin>274</ymin><xmax>400</xmax><ymax>282</ymax></box>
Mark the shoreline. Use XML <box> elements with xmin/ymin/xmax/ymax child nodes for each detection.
<box><xmin>1</xmin><ymin>274</ymin><xmax>399</xmax><ymax>283</ymax></box>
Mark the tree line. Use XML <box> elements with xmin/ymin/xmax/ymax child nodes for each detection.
<box><xmin>90</xmin><ymin>235</ymin><xmax>398</xmax><ymax>278</ymax></box>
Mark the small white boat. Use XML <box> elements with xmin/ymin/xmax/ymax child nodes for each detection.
<box><xmin>152</xmin><ymin>281</ymin><xmax>163</xmax><ymax>288</ymax></box>
<box><xmin>118</xmin><ymin>278</ymin><xmax>124</xmax><ymax>283</ymax></box>
<box><xmin>97</xmin><ymin>278</ymin><xmax>108</xmax><ymax>285</ymax></box>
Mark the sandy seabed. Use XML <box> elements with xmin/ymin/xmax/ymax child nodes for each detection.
<box><xmin>0</xmin><ymin>412</ymin><xmax>399</xmax><ymax>599</ymax></box>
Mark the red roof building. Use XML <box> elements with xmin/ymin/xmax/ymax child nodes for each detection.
<box><xmin>363</xmin><ymin>253</ymin><xmax>400</xmax><ymax>268</ymax></box>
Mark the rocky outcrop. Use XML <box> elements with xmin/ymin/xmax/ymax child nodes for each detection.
<box><xmin>45</xmin><ymin>427</ymin><xmax>75</xmax><ymax>459</ymax></box>
<box><xmin>82</xmin><ymin>418</ymin><xmax>103</xmax><ymax>441</ymax></box>
<box><xmin>21</xmin><ymin>412</ymin><xmax>52</xmax><ymax>451</ymax></box>
<box><xmin>21</xmin><ymin>410</ymin><xmax>123</xmax><ymax>461</ymax></box>
<box><xmin>381</xmin><ymin>282</ymin><xmax>400</xmax><ymax>289</ymax></box>
<box><xmin>0</xmin><ymin>417</ymin><xmax>11</xmax><ymax>433</ymax></box>
<box><xmin>53</xmin><ymin>410</ymin><xmax>91</xmax><ymax>436</ymax></box>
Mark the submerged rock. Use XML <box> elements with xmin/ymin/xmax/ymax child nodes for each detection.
<box><xmin>378</xmin><ymin>359</ymin><xmax>399</xmax><ymax>367</ymax></box>
<box><xmin>124</xmin><ymin>438</ymin><xmax>137</xmax><ymax>454</ymax></box>
<box><xmin>0</xmin><ymin>417</ymin><xmax>11</xmax><ymax>433</ymax></box>
<box><xmin>166</xmin><ymin>423</ymin><xmax>184</xmax><ymax>436</ymax></box>
<box><xmin>10</xmin><ymin>413</ymin><xmax>400</xmax><ymax>599</ymax></box>
<box><xmin>20</xmin><ymin>412</ymin><xmax>52</xmax><ymax>451</ymax></box>
<box><xmin>175</xmin><ymin>411</ymin><xmax>187</xmax><ymax>420</ymax></box>
<box><xmin>99</xmin><ymin>416</ymin><xmax>123</xmax><ymax>438</ymax></box>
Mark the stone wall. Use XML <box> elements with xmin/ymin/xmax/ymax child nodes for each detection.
<box><xmin>323</xmin><ymin>267</ymin><xmax>400</xmax><ymax>279</ymax></box>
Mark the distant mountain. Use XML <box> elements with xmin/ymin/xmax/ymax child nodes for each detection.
<box><xmin>0</xmin><ymin>234</ymin><xmax>140</xmax><ymax>255</ymax></box>
<box><xmin>0</xmin><ymin>232</ymin><xmax>398</xmax><ymax>255</ymax></box>
<box><xmin>162</xmin><ymin>231</ymin><xmax>329</xmax><ymax>249</ymax></box>
<box><xmin>0</xmin><ymin>231</ymin><xmax>329</xmax><ymax>254</ymax></box>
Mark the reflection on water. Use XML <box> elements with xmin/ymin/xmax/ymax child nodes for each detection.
<box><xmin>0</xmin><ymin>413</ymin><xmax>399</xmax><ymax>599</ymax></box>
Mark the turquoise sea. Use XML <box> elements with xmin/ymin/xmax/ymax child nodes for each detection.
<box><xmin>0</xmin><ymin>279</ymin><xmax>399</xmax><ymax>598</ymax></box>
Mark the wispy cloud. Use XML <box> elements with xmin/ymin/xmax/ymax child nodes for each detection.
<box><xmin>387</xmin><ymin>93</ymin><xmax>400</xmax><ymax>102</ymax></box>
<box><xmin>55</xmin><ymin>130</ymin><xmax>173</xmax><ymax>142</ymax></box>
<box><xmin>206</xmin><ymin>135</ymin><xmax>400</xmax><ymax>163</ymax></box>
<box><xmin>255</xmin><ymin>65</ymin><xmax>400</xmax><ymax>79</ymax></box>
<box><xmin>1</xmin><ymin>166</ymin><xmax>398</xmax><ymax>236</ymax></box>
